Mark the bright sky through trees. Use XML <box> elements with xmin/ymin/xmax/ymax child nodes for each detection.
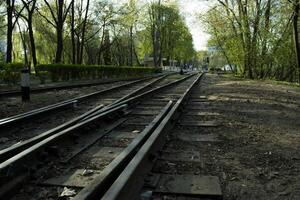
<box><xmin>108</xmin><ymin>0</ymin><xmax>215</xmax><ymax>50</ymax></box>
<box><xmin>178</xmin><ymin>0</ymin><xmax>215</xmax><ymax>50</ymax></box>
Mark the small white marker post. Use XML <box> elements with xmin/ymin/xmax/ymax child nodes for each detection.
<box><xmin>21</xmin><ymin>68</ymin><xmax>30</xmax><ymax>102</ymax></box>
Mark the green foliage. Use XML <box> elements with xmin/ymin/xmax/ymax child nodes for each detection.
<box><xmin>0</xmin><ymin>63</ymin><xmax>24</xmax><ymax>84</ymax></box>
<box><xmin>136</xmin><ymin>3</ymin><xmax>196</xmax><ymax>65</ymax></box>
<box><xmin>7</xmin><ymin>1</ymin><xmax>196</xmax><ymax>69</ymax></box>
<box><xmin>202</xmin><ymin>1</ymin><xmax>298</xmax><ymax>81</ymax></box>
<box><xmin>36</xmin><ymin>64</ymin><xmax>161</xmax><ymax>82</ymax></box>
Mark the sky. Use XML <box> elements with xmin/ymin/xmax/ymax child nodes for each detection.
<box><xmin>177</xmin><ymin>0</ymin><xmax>216</xmax><ymax>51</ymax></box>
<box><xmin>110</xmin><ymin>0</ymin><xmax>216</xmax><ymax>51</ymax></box>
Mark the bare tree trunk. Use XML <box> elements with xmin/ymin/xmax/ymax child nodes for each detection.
<box><xmin>42</xmin><ymin>0</ymin><xmax>71</xmax><ymax>63</ymax></box>
<box><xmin>28</xmin><ymin>18</ymin><xmax>36</xmax><ymax>66</ymax></box>
<box><xmin>55</xmin><ymin>0</ymin><xmax>64</xmax><ymax>63</ymax></box>
<box><xmin>97</xmin><ymin>21</ymin><xmax>106</xmax><ymax>65</ymax></box>
<box><xmin>17</xmin><ymin>21</ymin><xmax>28</xmax><ymax>65</ymax></box>
<box><xmin>71</xmin><ymin>0</ymin><xmax>76</xmax><ymax>64</ymax></box>
<box><xmin>133</xmin><ymin>39</ymin><xmax>141</xmax><ymax>66</ymax></box>
<box><xmin>260</xmin><ymin>0</ymin><xmax>271</xmax><ymax>78</ymax></box>
<box><xmin>129</xmin><ymin>25</ymin><xmax>133</xmax><ymax>66</ymax></box>
<box><xmin>293</xmin><ymin>0</ymin><xmax>300</xmax><ymax>82</ymax></box>
<box><xmin>6</xmin><ymin>0</ymin><xmax>14</xmax><ymax>63</ymax></box>
<box><xmin>79</xmin><ymin>0</ymin><xmax>90</xmax><ymax>64</ymax></box>
<box><xmin>20</xmin><ymin>0</ymin><xmax>37</xmax><ymax>72</ymax></box>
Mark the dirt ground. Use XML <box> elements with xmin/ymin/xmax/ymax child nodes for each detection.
<box><xmin>196</xmin><ymin>74</ymin><xmax>300</xmax><ymax>199</ymax></box>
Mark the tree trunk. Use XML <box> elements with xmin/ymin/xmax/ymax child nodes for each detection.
<box><xmin>293</xmin><ymin>0</ymin><xmax>300</xmax><ymax>82</ymax></box>
<box><xmin>28</xmin><ymin>15</ymin><xmax>37</xmax><ymax>67</ymax></box>
<box><xmin>97</xmin><ymin>22</ymin><xmax>106</xmax><ymax>65</ymax></box>
<box><xmin>55</xmin><ymin>25</ymin><xmax>63</xmax><ymax>63</ymax></box>
<box><xmin>71</xmin><ymin>0</ymin><xmax>76</xmax><ymax>64</ymax></box>
<box><xmin>17</xmin><ymin>21</ymin><xmax>28</xmax><ymax>66</ymax></box>
<box><xmin>6</xmin><ymin>0</ymin><xmax>14</xmax><ymax>63</ymax></box>
<box><xmin>129</xmin><ymin>25</ymin><xmax>133</xmax><ymax>66</ymax></box>
<box><xmin>55</xmin><ymin>1</ymin><xmax>64</xmax><ymax>63</ymax></box>
<box><xmin>260</xmin><ymin>0</ymin><xmax>271</xmax><ymax>78</ymax></box>
<box><xmin>79</xmin><ymin>0</ymin><xmax>90</xmax><ymax>64</ymax></box>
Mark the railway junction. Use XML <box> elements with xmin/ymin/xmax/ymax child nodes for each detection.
<box><xmin>0</xmin><ymin>72</ymin><xmax>299</xmax><ymax>200</ymax></box>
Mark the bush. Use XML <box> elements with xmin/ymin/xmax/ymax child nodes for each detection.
<box><xmin>36</xmin><ymin>64</ymin><xmax>162</xmax><ymax>82</ymax></box>
<box><xmin>38</xmin><ymin>71</ymin><xmax>49</xmax><ymax>84</ymax></box>
<box><xmin>0</xmin><ymin>63</ymin><xmax>24</xmax><ymax>84</ymax></box>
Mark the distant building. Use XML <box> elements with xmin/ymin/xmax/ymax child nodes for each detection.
<box><xmin>222</xmin><ymin>64</ymin><xmax>236</xmax><ymax>72</ymax></box>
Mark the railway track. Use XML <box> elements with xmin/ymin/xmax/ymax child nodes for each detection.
<box><xmin>0</xmin><ymin>74</ymin><xmax>163</xmax><ymax>128</ymax></box>
<box><xmin>99</xmin><ymin>72</ymin><xmax>224</xmax><ymax>200</ymax></box>
<box><xmin>0</xmin><ymin>76</ymin><xmax>154</xmax><ymax>98</ymax></box>
<box><xmin>0</xmin><ymin>72</ymin><xmax>198</xmax><ymax>199</ymax></box>
<box><xmin>0</xmin><ymin>74</ymin><xmax>177</xmax><ymax>150</ymax></box>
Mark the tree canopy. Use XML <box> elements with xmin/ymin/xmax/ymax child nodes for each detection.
<box><xmin>201</xmin><ymin>0</ymin><xmax>300</xmax><ymax>82</ymax></box>
<box><xmin>0</xmin><ymin>0</ymin><xmax>196</xmax><ymax>69</ymax></box>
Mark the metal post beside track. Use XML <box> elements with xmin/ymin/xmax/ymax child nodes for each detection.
<box><xmin>21</xmin><ymin>68</ymin><xmax>30</xmax><ymax>102</ymax></box>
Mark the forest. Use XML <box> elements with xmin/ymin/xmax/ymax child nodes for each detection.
<box><xmin>1</xmin><ymin>0</ymin><xmax>300</xmax><ymax>83</ymax></box>
<box><xmin>0</xmin><ymin>0</ymin><xmax>195</xmax><ymax>80</ymax></box>
<box><xmin>203</xmin><ymin>0</ymin><xmax>300</xmax><ymax>82</ymax></box>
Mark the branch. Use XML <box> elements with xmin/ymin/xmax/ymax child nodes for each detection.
<box><xmin>62</xmin><ymin>1</ymin><xmax>72</xmax><ymax>23</ymax></box>
<box><xmin>36</xmin><ymin>8</ymin><xmax>57</xmax><ymax>28</ymax></box>
<box><xmin>12</xmin><ymin>5</ymin><xmax>26</xmax><ymax>29</ymax></box>
<box><xmin>43</xmin><ymin>0</ymin><xmax>58</xmax><ymax>25</ymax></box>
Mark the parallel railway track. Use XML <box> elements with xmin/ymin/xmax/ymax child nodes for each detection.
<box><xmin>99</xmin><ymin>72</ymin><xmax>224</xmax><ymax>200</ymax></box>
<box><xmin>0</xmin><ymin>75</ymin><xmax>162</xmax><ymax>129</ymax></box>
<box><xmin>0</xmin><ymin>74</ymin><xmax>181</xmax><ymax>152</ymax></box>
<box><xmin>0</xmin><ymin>76</ymin><xmax>155</xmax><ymax>98</ymax></box>
<box><xmin>0</xmin><ymin>73</ymin><xmax>199</xmax><ymax>199</ymax></box>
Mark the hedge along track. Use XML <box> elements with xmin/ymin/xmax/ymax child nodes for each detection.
<box><xmin>0</xmin><ymin>73</ymin><xmax>178</xmax><ymax>151</ymax></box>
<box><xmin>0</xmin><ymin>73</ymin><xmax>198</xmax><ymax>199</ymax></box>
<box><xmin>0</xmin><ymin>75</ymin><xmax>156</xmax><ymax>98</ymax></box>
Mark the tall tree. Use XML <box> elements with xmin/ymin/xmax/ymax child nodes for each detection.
<box><xmin>292</xmin><ymin>0</ymin><xmax>300</xmax><ymax>82</ymax></box>
<box><xmin>5</xmin><ymin>0</ymin><xmax>24</xmax><ymax>63</ymax></box>
<box><xmin>39</xmin><ymin>0</ymin><xmax>71</xmax><ymax>63</ymax></box>
<box><xmin>70</xmin><ymin>0</ymin><xmax>75</xmax><ymax>64</ymax></box>
<box><xmin>78</xmin><ymin>0</ymin><xmax>90</xmax><ymax>64</ymax></box>
<box><xmin>6</xmin><ymin>0</ymin><xmax>14</xmax><ymax>63</ymax></box>
<box><xmin>204</xmin><ymin>0</ymin><xmax>297</xmax><ymax>81</ymax></box>
<box><xmin>20</xmin><ymin>0</ymin><xmax>37</xmax><ymax>68</ymax></box>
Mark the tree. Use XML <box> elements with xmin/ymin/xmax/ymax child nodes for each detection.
<box><xmin>203</xmin><ymin>0</ymin><xmax>298</xmax><ymax>82</ymax></box>
<box><xmin>6</xmin><ymin>0</ymin><xmax>15</xmax><ymax>63</ymax></box>
<box><xmin>38</xmin><ymin>0</ymin><xmax>72</xmax><ymax>63</ymax></box>
<box><xmin>3</xmin><ymin>0</ymin><xmax>196</xmax><ymax>69</ymax></box>
<box><xmin>20</xmin><ymin>0</ymin><xmax>37</xmax><ymax>68</ymax></box>
<box><xmin>291</xmin><ymin>0</ymin><xmax>300</xmax><ymax>82</ymax></box>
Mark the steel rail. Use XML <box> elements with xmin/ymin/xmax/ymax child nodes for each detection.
<box><xmin>84</xmin><ymin>73</ymin><xmax>196</xmax><ymax>120</ymax></box>
<box><xmin>100</xmin><ymin>73</ymin><xmax>204</xmax><ymax>200</ymax></box>
<box><xmin>0</xmin><ymin>104</ymin><xmax>127</xmax><ymax>175</ymax></box>
<box><xmin>0</xmin><ymin>74</ymin><xmax>182</xmax><ymax>164</ymax></box>
<box><xmin>0</xmin><ymin>73</ymin><xmax>197</xmax><ymax>199</ymax></box>
<box><xmin>0</xmin><ymin>75</ymin><xmax>160</xmax><ymax>129</ymax></box>
<box><xmin>0</xmin><ymin>73</ymin><xmax>195</xmax><ymax>170</ymax></box>
<box><xmin>73</xmin><ymin>101</ymin><xmax>173</xmax><ymax>200</ymax></box>
<box><xmin>0</xmin><ymin>75</ymin><xmax>160</xmax><ymax>98</ymax></box>
<box><xmin>0</xmin><ymin>104</ymin><xmax>104</xmax><ymax>162</ymax></box>
<box><xmin>110</xmin><ymin>75</ymin><xmax>167</xmax><ymax>105</ymax></box>
<box><xmin>0</xmin><ymin>75</ymin><xmax>169</xmax><ymax>162</ymax></box>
